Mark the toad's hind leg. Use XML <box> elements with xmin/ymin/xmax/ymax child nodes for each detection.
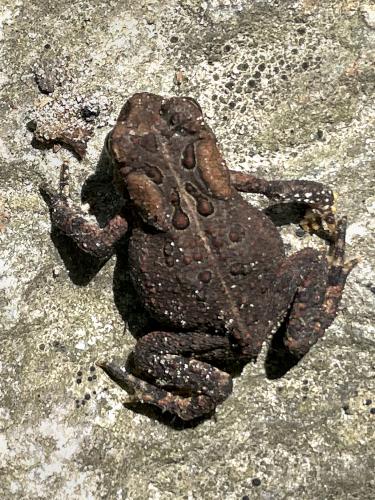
<box><xmin>282</xmin><ymin>218</ymin><xmax>357</xmax><ymax>357</ymax></box>
<box><xmin>99</xmin><ymin>332</ymin><xmax>234</xmax><ymax>421</ymax></box>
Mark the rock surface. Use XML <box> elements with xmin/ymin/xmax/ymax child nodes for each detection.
<box><xmin>0</xmin><ymin>1</ymin><xmax>374</xmax><ymax>498</ymax></box>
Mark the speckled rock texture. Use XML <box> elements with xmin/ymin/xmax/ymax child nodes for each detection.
<box><xmin>0</xmin><ymin>1</ymin><xmax>374</xmax><ymax>499</ymax></box>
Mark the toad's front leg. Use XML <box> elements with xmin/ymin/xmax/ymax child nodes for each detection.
<box><xmin>99</xmin><ymin>331</ymin><xmax>235</xmax><ymax>421</ymax></box>
<box><xmin>41</xmin><ymin>163</ymin><xmax>128</xmax><ymax>259</ymax></box>
<box><xmin>229</xmin><ymin>170</ymin><xmax>337</xmax><ymax>233</ymax></box>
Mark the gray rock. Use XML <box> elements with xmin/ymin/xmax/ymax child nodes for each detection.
<box><xmin>0</xmin><ymin>1</ymin><xmax>374</xmax><ymax>498</ymax></box>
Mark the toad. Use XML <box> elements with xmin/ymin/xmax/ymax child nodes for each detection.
<box><xmin>43</xmin><ymin>93</ymin><xmax>357</xmax><ymax>420</ymax></box>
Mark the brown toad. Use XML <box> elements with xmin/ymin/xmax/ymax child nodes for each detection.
<box><xmin>43</xmin><ymin>92</ymin><xmax>357</xmax><ymax>421</ymax></box>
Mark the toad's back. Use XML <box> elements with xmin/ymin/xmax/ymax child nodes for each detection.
<box><xmin>128</xmin><ymin>192</ymin><xmax>285</xmax><ymax>335</ymax></box>
<box><xmin>111</xmin><ymin>92</ymin><xmax>286</xmax><ymax>340</ymax></box>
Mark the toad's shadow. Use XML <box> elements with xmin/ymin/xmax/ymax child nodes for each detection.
<box><xmin>43</xmin><ymin>143</ymin><xmax>157</xmax><ymax>337</ymax></box>
<box><xmin>43</xmin><ymin>153</ymin><xmax>322</xmax><ymax>426</ymax></box>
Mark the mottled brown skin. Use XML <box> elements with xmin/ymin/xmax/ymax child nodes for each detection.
<box><xmin>43</xmin><ymin>93</ymin><xmax>357</xmax><ymax>421</ymax></box>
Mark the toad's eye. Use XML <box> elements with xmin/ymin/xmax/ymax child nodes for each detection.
<box><xmin>169</xmin><ymin>113</ymin><xmax>179</xmax><ymax>126</ymax></box>
<box><xmin>168</xmin><ymin>113</ymin><xmax>190</xmax><ymax>134</ymax></box>
<box><xmin>143</xmin><ymin>164</ymin><xmax>163</xmax><ymax>184</ymax></box>
<box><xmin>161</xmin><ymin>98</ymin><xmax>203</xmax><ymax>134</ymax></box>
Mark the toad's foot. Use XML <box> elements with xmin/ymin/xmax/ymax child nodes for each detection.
<box><xmin>99</xmin><ymin>360</ymin><xmax>221</xmax><ymax>421</ymax></box>
<box><xmin>300</xmin><ymin>192</ymin><xmax>338</xmax><ymax>238</ymax></box>
<box><xmin>284</xmin><ymin>217</ymin><xmax>358</xmax><ymax>358</ymax></box>
<box><xmin>324</xmin><ymin>217</ymin><xmax>359</xmax><ymax>316</ymax></box>
<box><xmin>98</xmin><ymin>331</ymin><xmax>234</xmax><ymax>421</ymax></box>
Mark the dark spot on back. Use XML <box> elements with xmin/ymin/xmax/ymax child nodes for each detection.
<box><xmin>183</xmin><ymin>255</ymin><xmax>193</xmax><ymax>265</ymax></box>
<box><xmin>171</xmin><ymin>189</ymin><xmax>190</xmax><ymax>230</ymax></box>
<box><xmin>165</xmin><ymin>256</ymin><xmax>174</xmax><ymax>267</ymax></box>
<box><xmin>182</xmin><ymin>143</ymin><xmax>196</xmax><ymax>169</ymax></box>
<box><xmin>229</xmin><ymin>230</ymin><xmax>240</xmax><ymax>242</ymax></box>
<box><xmin>197</xmin><ymin>198</ymin><xmax>214</xmax><ymax>216</ymax></box>
<box><xmin>185</xmin><ymin>182</ymin><xmax>214</xmax><ymax>216</ymax></box>
<box><xmin>198</xmin><ymin>270</ymin><xmax>212</xmax><ymax>283</ymax></box>
<box><xmin>172</xmin><ymin>209</ymin><xmax>190</xmax><ymax>230</ymax></box>
<box><xmin>229</xmin><ymin>224</ymin><xmax>245</xmax><ymax>242</ymax></box>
